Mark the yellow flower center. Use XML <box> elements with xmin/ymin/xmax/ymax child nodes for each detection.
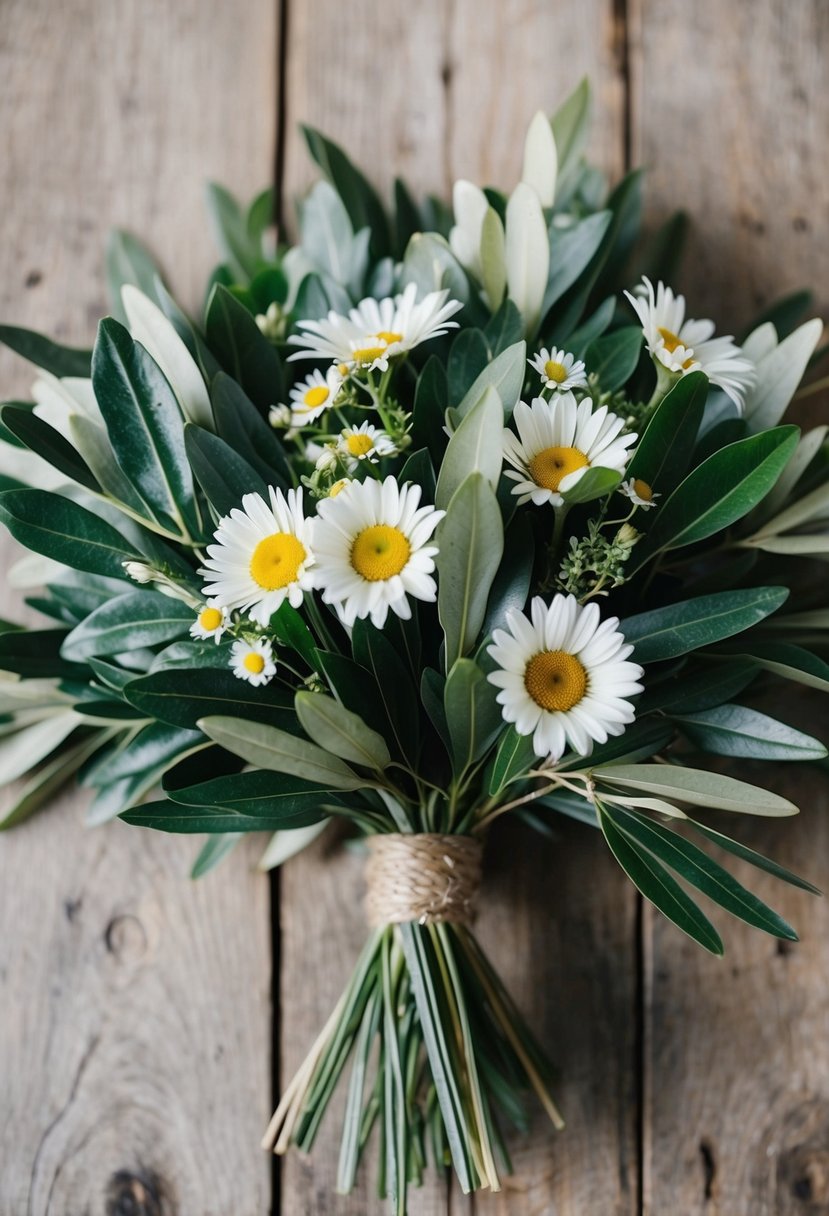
<box><xmin>376</xmin><ymin>330</ymin><xmax>403</xmax><ymax>345</ymax></box>
<box><xmin>544</xmin><ymin>359</ymin><xmax>567</xmax><ymax>383</ymax></box>
<box><xmin>528</xmin><ymin>446</ymin><xmax>589</xmax><ymax>492</ymax></box>
<box><xmin>351</xmin><ymin>344</ymin><xmax>389</xmax><ymax>364</ymax></box>
<box><xmin>329</xmin><ymin>478</ymin><xmax>349</xmax><ymax>497</ymax></box>
<box><xmin>350</xmin><ymin>524</ymin><xmax>411</xmax><ymax>582</ymax></box>
<box><xmin>243</xmin><ymin>652</ymin><xmax>266</xmax><ymax>675</ymax></box>
<box><xmin>249</xmin><ymin>532</ymin><xmax>307</xmax><ymax>590</ymax></box>
<box><xmin>337</xmin><ymin>362</ymin><xmax>350</xmax><ymax>376</ymax></box>
<box><xmin>633</xmin><ymin>479</ymin><xmax>653</xmax><ymax>502</ymax></box>
<box><xmin>302</xmin><ymin>385</ymin><xmax>330</xmax><ymax>409</ymax></box>
<box><xmin>524</xmin><ymin>650</ymin><xmax>588</xmax><ymax>713</ymax></box>
<box><xmin>346</xmin><ymin>433</ymin><xmax>375</xmax><ymax>457</ymax></box>
<box><xmin>657</xmin><ymin>326</ymin><xmax>684</xmax><ymax>354</ymax></box>
<box><xmin>198</xmin><ymin>606</ymin><xmax>223</xmax><ymax>631</ymax></box>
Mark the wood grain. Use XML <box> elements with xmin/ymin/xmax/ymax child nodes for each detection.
<box><xmin>629</xmin><ymin>6</ymin><xmax>829</xmax><ymax>1211</ymax></box>
<box><xmin>0</xmin><ymin>2</ymin><xmax>275</xmax><ymax>1213</ymax></box>
<box><xmin>628</xmin><ymin>0</ymin><xmax>829</xmax><ymax>332</ymax></box>
<box><xmin>279</xmin><ymin>4</ymin><xmax>638</xmax><ymax>1212</ymax></box>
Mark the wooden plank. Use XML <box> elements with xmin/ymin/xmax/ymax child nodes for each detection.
<box><xmin>279</xmin><ymin>4</ymin><xmax>638</xmax><ymax>1212</ymax></box>
<box><xmin>628</xmin><ymin>0</ymin><xmax>829</xmax><ymax>330</ymax></box>
<box><xmin>0</xmin><ymin>3</ymin><xmax>276</xmax><ymax>1213</ymax></box>
<box><xmin>629</xmin><ymin>7</ymin><xmax>829</xmax><ymax>1211</ymax></box>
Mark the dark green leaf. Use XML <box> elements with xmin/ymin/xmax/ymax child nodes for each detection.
<box><xmin>672</xmin><ymin>703</ymin><xmax>826</xmax><ymax>761</ymax></box>
<box><xmin>585</xmin><ymin>326</ymin><xmax>642</xmax><ymax>392</ymax></box>
<box><xmin>444</xmin><ymin>658</ymin><xmax>503</xmax><ymax>775</ymax></box>
<box><xmin>448</xmin><ymin>330</ymin><xmax>489</xmax><ymax>406</ymax></box>
<box><xmin>0</xmin><ymin>488</ymin><xmax>140</xmax><ymax>578</ymax></box>
<box><xmin>597</xmin><ymin>802</ymin><xmax>723</xmax><ymax>954</ymax></box>
<box><xmin>481</xmin><ymin>514</ymin><xmax>533</xmax><ymax>637</ymax></box>
<box><xmin>123</xmin><ymin>668</ymin><xmax>296</xmax><ymax>731</ymax></box>
<box><xmin>625</xmin><ymin>371</ymin><xmax>708</xmax><ymax>497</ymax></box>
<box><xmin>605</xmin><ymin>803</ymin><xmax>797</xmax><ymax>941</ymax></box>
<box><xmin>121</xmin><ymin>797</ymin><xmax>323</xmax><ymax>834</ymax></box>
<box><xmin>542</xmin><ymin>211</ymin><xmax>611</xmax><ymax>318</ymax></box>
<box><xmin>166</xmin><ymin>767</ymin><xmax>334</xmax><ymax>823</ymax></box>
<box><xmin>687</xmin><ymin>820</ymin><xmax>821</xmax><ymax>896</ymax></box>
<box><xmin>411</xmin><ymin>356</ymin><xmax>449</xmax><ymax>464</ymax></box>
<box><xmin>61</xmin><ymin>590</ymin><xmax>192</xmax><ymax>661</ymax></box>
<box><xmin>488</xmin><ymin>726</ymin><xmax>536</xmax><ymax>795</ymax></box>
<box><xmin>484</xmin><ymin>300</ymin><xmax>524</xmax><ymax>357</ymax></box>
<box><xmin>210</xmin><ymin>371</ymin><xmax>290</xmax><ymax>487</ymax></box>
<box><xmin>184</xmin><ymin>422</ymin><xmax>268</xmax><ymax>516</ymax></box>
<box><xmin>0</xmin><ymin>628</ymin><xmax>86</xmax><ymax>678</ymax></box>
<box><xmin>621</xmin><ymin>587</ymin><xmax>789</xmax><ymax>663</ymax></box>
<box><xmin>639</xmin><ymin>659</ymin><xmax>758</xmax><ymax>713</ymax></box>
<box><xmin>631</xmin><ymin>426</ymin><xmax>800</xmax><ymax>568</ymax></box>
<box><xmin>0</xmin><ymin>324</ymin><xmax>91</xmax><ymax>378</ymax></box>
<box><xmin>205</xmin><ymin>284</ymin><xmax>284</xmax><ymax>410</ymax></box>
<box><xmin>302</xmin><ymin>126</ymin><xmax>391</xmax><ymax>260</ymax></box>
<box><xmin>352</xmin><ymin>620</ymin><xmax>420</xmax><ymax>767</ymax></box>
<box><xmin>92</xmin><ymin>318</ymin><xmax>200</xmax><ymax>538</ymax></box>
<box><xmin>105</xmin><ymin>230</ymin><xmax>167</xmax><ymax>323</ymax></box>
<box><xmin>0</xmin><ymin>405</ymin><xmax>101</xmax><ymax>493</ymax></box>
<box><xmin>204</xmin><ymin>182</ymin><xmax>263</xmax><ymax>282</ymax></box>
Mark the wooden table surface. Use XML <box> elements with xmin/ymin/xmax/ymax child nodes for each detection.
<box><xmin>1</xmin><ymin>3</ymin><xmax>827</xmax><ymax>1214</ymax></box>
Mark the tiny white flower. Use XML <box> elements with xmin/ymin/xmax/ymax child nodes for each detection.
<box><xmin>624</xmin><ymin>276</ymin><xmax>755</xmax><ymax>411</ymax></box>
<box><xmin>123</xmin><ymin>560</ymin><xmax>155</xmax><ymax>585</ymax></box>
<box><xmin>288</xmin><ymin>366</ymin><xmax>343</xmax><ymax>427</ymax></box>
<box><xmin>287</xmin><ymin>284</ymin><xmax>462</xmax><ymax>371</ymax></box>
<box><xmin>230</xmin><ymin>637</ymin><xmax>276</xmax><ymax>687</ymax></box>
<box><xmin>200</xmin><ymin>486</ymin><xmax>315</xmax><ymax>627</ymax></box>
<box><xmin>619</xmin><ymin>478</ymin><xmax>660</xmax><ymax>510</ymax></box>
<box><xmin>487</xmin><ymin>594</ymin><xmax>644</xmax><ymax>761</ymax></box>
<box><xmin>190</xmin><ymin>602</ymin><xmax>230</xmax><ymax>643</ymax></box>
<box><xmin>313</xmin><ymin>445</ymin><xmax>339</xmax><ymax>473</ymax></box>
<box><xmin>529</xmin><ymin>347</ymin><xmax>588</xmax><ymax>392</ymax></box>
<box><xmin>337</xmin><ymin>421</ymin><xmax>397</xmax><ymax>468</ymax></box>
<box><xmin>269</xmin><ymin>403</ymin><xmax>293</xmax><ymax>429</ymax></box>
<box><xmin>313</xmin><ymin>476</ymin><xmax>444</xmax><ymax>629</ymax></box>
<box><xmin>503</xmin><ymin>394</ymin><xmax>637</xmax><ymax>508</ymax></box>
<box><xmin>256</xmin><ymin>301</ymin><xmax>286</xmax><ymax>342</ymax></box>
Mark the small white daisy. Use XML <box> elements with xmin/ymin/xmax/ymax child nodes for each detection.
<box><xmin>313</xmin><ymin>476</ymin><xmax>444</xmax><ymax>629</ymax></box>
<box><xmin>190</xmin><ymin>602</ymin><xmax>230</xmax><ymax>643</ymax></box>
<box><xmin>287</xmin><ymin>283</ymin><xmax>462</xmax><ymax>372</ymax></box>
<box><xmin>503</xmin><ymin>395</ymin><xmax>637</xmax><ymax>507</ymax></box>
<box><xmin>624</xmin><ymin>276</ymin><xmax>755</xmax><ymax>411</ymax></box>
<box><xmin>337</xmin><ymin>421</ymin><xmax>397</xmax><ymax>468</ymax></box>
<box><xmin>487</xmin><ymin>594</ymin><xmax>644</xmax><ymax>761</ymax></box>
<box><xmin>200</xmin><ymin>486</ymin><xmax>315</xmax><ymax>627</ymax></box>
<box><xmin>619</xmin><ymin>478</ymin><xmax>660</xmax><ymax>510</ymax></box>
<box><xmin>287</xmin><ymin>366</ymin><xmax>344</xmax><ymax>427</ymax></box>
<box><xmin>230</xmin><ymin>637</ymin><xmax>277</xmax><ymax>687</ymax></box>
<box><xmin>529</xmin><ymin>347</ymin><xmax>588</xmax><ymax>393</ymax></box>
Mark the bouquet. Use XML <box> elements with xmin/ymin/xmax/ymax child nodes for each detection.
<box><xmin>0</xmin><ymin>81</ymin><xmax>827</xmax><ymax>1212</ymax></box>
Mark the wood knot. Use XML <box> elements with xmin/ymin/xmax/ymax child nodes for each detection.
<box><xmin>104</xmin><ymin>914</ymin><xmax>148</xmax><ymax>962</ymax></box>
<box><xmin>105</xmin><ymin>1168</ymin><xmax>168</xmax><ymax>1216</ymax></box>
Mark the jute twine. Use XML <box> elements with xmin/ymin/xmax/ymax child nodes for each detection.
<box><xmin>364</xmin><ymin>833</ymin><xmax>483</xmax><ymax>927</ymax></box>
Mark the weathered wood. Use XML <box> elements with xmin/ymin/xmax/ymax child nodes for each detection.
<box><xmin>0</xmin><ymin>2</ymin><xmax>275</xmax><ymax>1212</ymax></box>
<box><xmin>628</xmin><ymin>0</ymin><xmax>829</xmax><ymax>331</ymax></box>
<box><xmin>279</xmin><ymin>4</ymin><xmax>638</xmax><ymax>1212</ymax></box>
<box><xmin>629</xmin><ymin>5</ymin><xmax>829</xmax><ymax>1212</ymax></box>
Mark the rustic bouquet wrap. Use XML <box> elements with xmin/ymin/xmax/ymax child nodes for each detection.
<box><xmin>0</xmin><ymin>82</ymin><xmax>826</xmax><ymax>1212</ymax></box>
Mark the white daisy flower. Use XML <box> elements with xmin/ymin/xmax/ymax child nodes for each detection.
<box><xmin>503</xmin><ymin>395</ymin><xmax>637</xmax><ymax>508</ymax></box>
<box><xmin>287</xmin><ymin>283</ymin><xmax>462</xmax><ymax>371</ymax></box>
<box><xmin>487</xmin><ymin>594</ymin><xmax>644</xmax><ymax>761</ymax></box>
<box><xmin>200</xmin><ymin>486</ymin><xmax>315</xmax><ymax>627</ymax></box>
<box><xmin>287</xmin><ymin>366</ymin><xmax>343</xmax><ymax>426</ymax></box>
<box><xmin>624</xmin><ymin>276</ymin><xmax>755</xmax><ymax>411</ymax></box>
<box><xmin>314</xmin><ymin>476</ymin><xmax>444</xmax><ymax>629</ymax></box>
<box><xmin>190</xmin><ymin>602</ymin><xmax>230</xmax><ymax>643</ymax></box>
<box><xmin>337</xmin><ymin>421</ymin><xmax>397</xmax><ymax>468</ymax></box>
<box><xmin>529</xmin><ymin>347</ymin><xmax>588</xmax><ymax>393</ymax></box>
<box><xmin>619</xmin><ymin>478</ymin><xmax>660</xmax><ymax>510</ymax></box>
<box><xmin>230</xmin><ymin>637</ymin><xmax>277</xmax><ymax>687</ymax></box>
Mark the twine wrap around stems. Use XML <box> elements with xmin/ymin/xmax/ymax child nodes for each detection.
<box><xmin>364</xmin><ymin>833</ymin><xmax>483</xmax><ymax>927</ymax></box>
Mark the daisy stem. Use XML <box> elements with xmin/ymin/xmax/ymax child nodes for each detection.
<box><xmin>550</xmin><ymin>504</ymin><xmax>570</xmax><ymax>567</ymax></box>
